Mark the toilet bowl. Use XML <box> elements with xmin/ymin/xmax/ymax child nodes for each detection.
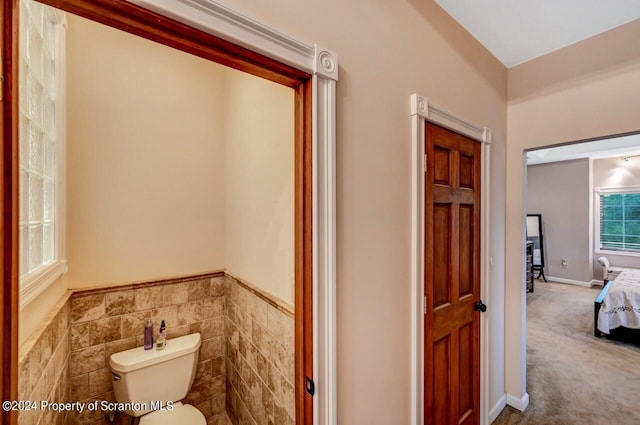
<box><xmin>109</xmin><ymin>332</ymin><xmax>206</xmax><ymax>424</ymax></box>
<box><xmin>138</xmin><ymin>402</ymin><xmax>205</xmax><ymax>424</ymax></box>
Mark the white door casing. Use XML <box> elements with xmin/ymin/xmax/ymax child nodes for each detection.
<box><xmin>410</xmin><ymin>93</ymin><xmax>492</xmax><ymax>425</ymax></box>
<box><xmin>125</xmin><ymin>1</ymin><xmax>338</xmax><ymax>424</ymax></box>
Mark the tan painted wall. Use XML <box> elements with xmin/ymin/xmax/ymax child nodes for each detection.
<box><xmin>65</xmin><ymin>14</ymin><xmax>227</xmax><ymax>288</ymax></box>
<box><xmin>22</xmin><ymin>1</ymin><xmax>510</xmax><ymax>421</ymax></box>
<box><xmin>22</xmin><ymin>15</ymin><xmax>295</xmax><ymax>346</ymax></box>
<box><xmin>506</xmin><ymin>20</ymin><xmax>640</xmax><ymax>400</ymax></box>
<box><xmin>223</xmin><ymin>69</ymin><xmax>294</xmax><ymax>306</ymax></box>
<box><xmin>216</xmin><ymin>0</ymin><xmax>509</xmax><ymax>422</ymax></box>
<box><xmin>527</xmin><ymin>159</ymin><xmax>592</xmax><ymax>283</ymax></box>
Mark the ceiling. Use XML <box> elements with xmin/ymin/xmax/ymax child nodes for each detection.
<box><xmin>435</xmin><ymin>0</ymin><xmax>640</xmax><ymax>67</ymax></box>
<box><xmin>526</xmin><ymin>134</ymin><xmax>640</xmax><ymax>165</ymax></box>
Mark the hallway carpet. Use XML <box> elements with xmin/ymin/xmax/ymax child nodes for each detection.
<box><xmin>493</xmin><ymin>280</ymin><xmax>640</xmax><ymax>425</ymax></box>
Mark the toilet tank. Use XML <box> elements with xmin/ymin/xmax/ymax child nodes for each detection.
<box><xmin>110</xmin><ymin>333</ymin><xmax>201</xmax><ymax>417</ymax></box>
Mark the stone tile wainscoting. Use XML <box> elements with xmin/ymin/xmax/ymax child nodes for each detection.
<box><xmin>225</xmin><ymin>274</ymin><xmax>295</xmax><ymax>425</ymax></box>
<box><xmin>16</xmin><ymin>271</ymin><xmax>293</xmax><ymax>425</ymax></box>
<box><xmin>18</xmin><ymin>294</ymin><xmax>72</xmax><ymax>425</ymax></box>
<box><xmin>68</xmin><ymin>273</ymin><xmax>227</xmax><ymax>425</ymax></box>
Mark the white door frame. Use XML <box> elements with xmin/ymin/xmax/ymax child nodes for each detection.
<box><xmin>126</xmin><ymin>1</ymin><xmax>339</xmax><ymax>424</ymax></box>
<box><xmin>409</xmin><ymin>93</ymin><xmax>492</xmax><ymax>425</ymax></box>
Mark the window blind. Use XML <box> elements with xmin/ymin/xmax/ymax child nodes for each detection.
<box><xmin>599</xmin><ymin>192</ymin><xmax>640</xmax><ymax>253</ymax></box>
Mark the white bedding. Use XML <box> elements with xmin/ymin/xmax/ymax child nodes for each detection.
<box><xmin>597</xmin><ymin>269</ymin><xmax>640</xmax><ymax>334</ymax></box>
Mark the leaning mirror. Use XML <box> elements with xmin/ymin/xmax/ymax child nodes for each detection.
<box><xmin>526</xmin><ymin>214</ymin><xmax>547</xmax><ymax>282</ymax></box>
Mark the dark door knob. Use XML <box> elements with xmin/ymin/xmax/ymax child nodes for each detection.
<box><xmin>474</xmin><ymin>300</ymin><xmax>487</xmax><ymax>312</ymax></box>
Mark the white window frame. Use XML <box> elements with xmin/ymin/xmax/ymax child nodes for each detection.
<box><xmin>595</xmin><ymin>186</ymin><xmax>640</xmax><ymax>258</ymax></box>
<box><xmin>19</xmin><ymin>2</ymin><xmax>67</xmax><ymax>309</ymax></box>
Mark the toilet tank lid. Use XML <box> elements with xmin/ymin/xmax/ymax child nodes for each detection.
<box><xmin>110</xmin><ymin>333</ymin><xmax>201</xmax><ymax>373</ymax></box>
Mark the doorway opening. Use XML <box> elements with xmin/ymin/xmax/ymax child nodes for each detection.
<box><xmin>514</xmin><ymin>131</ymin><xmax>640</xmax><ymax>422</ymax></box>
<box><xmin>1</xmin><ymin>1</ymin><xmax>338</xmax><ymax>425</ymax></box>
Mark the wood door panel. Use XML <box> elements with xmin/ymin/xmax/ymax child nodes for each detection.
<box><xmin>459</xmin><ymin>205</ymin><xmax>473</xmax><ymax>298</ymax></box>
<box><xmin>459</xmin><ymin>154</ymin><xmax>474</xmax><ymax>189</ymax></box>
<box><xmin>433</xmin><ymin>335</ymin><xmax>451</xmax><ymax>425</ymax></box>
<box><xmin>458</xmin><ymin>322</ymin><xmax>473</xmax><ymax>419</ymax></box>
<box><xmin>434</xmin><ymin>186</ymin><xmax>475</xmax><ymax>205</ymax></box>
<box><xmin>433</xmin><ymin>203</ymin><xmax>451</xmax><ymax>308</ymax></box>
<box><xmin>433</xmin><ymin>299</ymin><xmax>473</xmax><ymax>340</ymax></box>
<box><xmin>434</xmin><ymin>146</ymin><xmax>451</xmax><ymax>186</ymax></box>
<box><xmin>425</xmin><ymin>122</ymin><xmax>481</xmax><ymax>425</ymax></box>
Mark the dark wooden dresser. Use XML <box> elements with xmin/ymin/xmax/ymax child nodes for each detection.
<box><xmin>526</xmin><ymin>241</ymin><xmax>534</xmax><ymax>292</ymax></box>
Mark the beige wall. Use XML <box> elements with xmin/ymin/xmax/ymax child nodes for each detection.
<box><xmin>19</xmin><ymin>2</ymin><xmax>640</xmax><ymax>423</ymax></box>
<box><xmin>216</xmin><ymin>0</ymin><xmax>509</xmax><ymax>422</ymax></box>
<box><xmin>22</xmin><ymin>1</ymin><xmax>511</xmax><ymax>422</ymax></box>
<box><xmin>23</xmin><ymin>15</ymin><xmax>294</xmax><ymax>345</ymax></box>
<box><xmin>527</xmin><ymin>159</ymin><xmax>592</xmax><ymax>283</ymax></box>
<box><xmin>592</xmin><ymin>157</ymin><xmax>640</xmax><ymax>276</ymax></box>
<box><xmin>223</xmin><ymin>69</ymin><xmax>295</xmax><ymax>306</ymax></box>
<box><xmin>507</xmin><ymin>19</ymin><xmax>640</xmax><ymax>401</ymax></box>
<box><xmin>66</xmin><ymin>14</ymin><xmax>227</xmax><ymax>289</ymax></box>
<box><xmin>594</xmin><ymin>156</ymin><xmax>640</xmax><ymax>188</ymax></box>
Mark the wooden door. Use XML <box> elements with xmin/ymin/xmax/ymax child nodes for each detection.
<box><xmin>424</xmin><ymin>122</ymin><xmax>482</xmax><ymax>425</ymax></box>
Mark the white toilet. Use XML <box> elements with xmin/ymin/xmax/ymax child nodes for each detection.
<box><xmin>109</xmin><ymin>332</ymin><xmax>207</xmax><ymax>425</ymax></box>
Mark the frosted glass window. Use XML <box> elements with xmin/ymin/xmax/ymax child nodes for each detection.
<box><xmin>19</xmin><ymin>0</ymin><xmax>64</xmax><ymax>280</ymax></box>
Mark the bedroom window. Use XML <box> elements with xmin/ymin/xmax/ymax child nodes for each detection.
<box><xmin>597</xmin><ymin>189</ymin><xmax>640</xmax><ymax>254</ymax></box>
<box><xmin>19</xmin><ymin>0</ymin><xmax>67</xmax><ymax>307</ymax></box>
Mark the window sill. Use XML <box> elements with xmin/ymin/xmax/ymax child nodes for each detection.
<box><xmin>595</xmin><ymin>249</ymin><xmax>640</xmax><ymax>259</ymax></box>
<box><xmin>20</xmin><ymin>260</ymin><xmax>68</xmax><ymax>310</ymax></box>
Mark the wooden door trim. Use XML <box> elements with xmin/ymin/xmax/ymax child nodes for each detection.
<box><xmin>1</xmin><ymin>2</ymin><xmax>339</xmax><ymax>425</ymax></box>
<box><xmin>409</xmin><ymin>94</ymin><xmax>492</xmax><ymax>425</ymax></box>
<box><xmin>295</xmin><ymin>77</ymin><xmax>314</xmax><ymax>425</ymax></box>
<box><xmin>1</xmin><ymin>1</ymin><xmax>20</xmax><ymax>425</ymax></box>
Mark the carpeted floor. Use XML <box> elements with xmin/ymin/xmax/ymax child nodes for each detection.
<box><xmin>493</xmin><ymin>280</ymin><xmax>640</xmax><ymax>425</ymax></box>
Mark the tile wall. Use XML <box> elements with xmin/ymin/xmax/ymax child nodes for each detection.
<box><xmin>225</xmin><ymin>274</ymin><xmax>295</xmax><ymax>425</ymax></box>
<box><xmin>18</xmin><ymin>294</ymin><xmax>71</xmax><ymax>425</ymax></box>
<box><xmin>17</xmin><ymin>271</ymin><xmax>293</xmax><ymax>425</ymax></box>
<box><xmin>68</xmin><ymin>273</ymin><xmax>227</xmax><ymax>425</ymax></box>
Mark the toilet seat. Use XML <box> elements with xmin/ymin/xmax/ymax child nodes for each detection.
<box><xmin>139</xmin><ymin>402</ymin><xmax>206</xmax><ymax>425</ymax></box>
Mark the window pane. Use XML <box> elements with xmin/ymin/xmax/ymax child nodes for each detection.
<box><xmin>28</xmin><ymin>22</ymin><xmax>43</xmax><ymax>81</ymax></box>
<box><xmin>27</xmin><ymin>71</ymin><xmax>42</xmax><ymax>122</ymax></box>
<box><xmin>43</xmin><ymin>180</ymin><xmax>54</xmax><ymax>222</ymax></box>
<box><xmin>28</xmin><ymin>174</ymin><xmax>43</xmax><ymax>223</ymax></box>
<box><xmin>28</xmin><ymin>124</ymin><xmax>43</xmax><ymax>173</ymax></box>
<box><xmin>43</xmin><ymin>139</ymin><xmax>55</xmax><ymax>178</ymax></box>
<box><xmin>20</xmin><ymin>226</ymin><xmax>28</xmax><ymax>278</ymax></box>
<box><xmin>19</xmin><ymin>0</ymin><xmax>63</xmax><ymax>282</ymax></box>
<box><xmin>19</xmin><ymin>117</ymin><xmax>29</xmax><ymax>166</ymax></box>
<box><xmin>43</xmin><ymin>223</ymin><xmax>54</xmax><ymax>264</ymax></box>
<box><xmin>28</xmin><ymin>225</ymin><xmax>42</xmax><ymax>272</ymax></box>
<box><xmin>19</xmin><ymin>170</ymin><xmax>28</xmax><ymax>224</ymax></box>
<box><xmin>43</xmin><ymin>98</ymin><xmax>54</xmax><ymax>136</ymax></box>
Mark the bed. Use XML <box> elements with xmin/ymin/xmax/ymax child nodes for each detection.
<box><xmin>594</xmin><ymin>269</ymin><xmax>640</xmax><ymax>338</ymax></box>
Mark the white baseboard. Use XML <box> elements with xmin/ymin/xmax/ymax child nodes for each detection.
<box><xmin>506</xmin><ymin>392</ymin><xmax>529</xmax><ymax>412</ymax></box>
<box><xmin>591</xmin><ymin>279</ymin><xmax>605</xmax><ymax>287</ymax></box>
<box><xmin>489</xmin><ymin>394</ymin><xmax>507</xmax><ymax>423</ymax></box>
<box><xmin>546</xmin><ymin>276</ymin><xmax>593</xmax><ymax>287</ymax></box>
